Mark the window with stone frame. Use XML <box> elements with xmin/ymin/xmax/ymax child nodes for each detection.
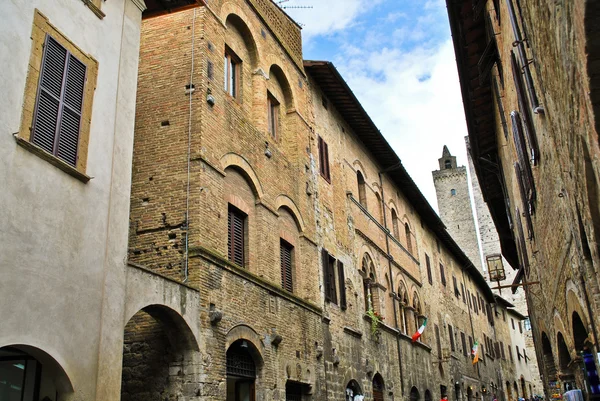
<box><xmin>322</xmin><ymin>249</ymin><xmax>337</xmax><ymax>304</ymax></box>
<box><xmin>357</xmin><ymin>170</ymin><xmax>367</xmax><ymax>208</ymax></box>
<box><xmin>318</xmin><ymin>136</ymin><xmax>330</xmax><ymax>182</ymax></box>
<box><xmin>439</xmin><ymin>262</ymin><xmax>446</xmax><ymax>286</ymax></box>
<box><xmin>267</xmin><ymin>91</ymin><xmax>280</xmax><ymax>139</ymax></box>
<box><xmin>16</xmin><ymin>10</ymin><xmax>98</xmax><ymax>181</ymax></box>
<box><xmin>361</xmin><ymin>254</ymin><xmax>378</xmax><ymax>314</ymax></box>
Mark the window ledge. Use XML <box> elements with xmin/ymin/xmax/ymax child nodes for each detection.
<box><xmin>14</xmin><ymin>135</ymin><xmax>91</xmax><ymax>183</ymax></box>
<box><xmin>82</xmin><ymin>0</ymin><xmax>105</xmax><ymax>19</ymax></box>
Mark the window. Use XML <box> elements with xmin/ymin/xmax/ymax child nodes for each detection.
<box><xmin>500</xmin><ymin>342</ymin><xmax>506</xmax><ymax>360</ymax></box>
<box><xmin>317</xmin><ymin>136</ymin><xmax>330</xmax><ymax>181</ymax></box>
<box><xmin>509</xmin><ymin>345</ymin><xmax>514</xmax><ymax>362</ymax></box>
<box><xmin>439</xmin><ymin>263</ymin><xmax>446</xmax><ymax>286</ymax></box>
<box><xmin>267</xmin><ymin>92</ymin><xmax>280</xmax><ymax>138</ymax></box>
<box><xmin>524</xmin><ymin>318</ymin><xmax>531</xmax><ymax>331</ymax></box>
<box><xmin>362</xmin><ymin>254</ymin><xmax>377</xmax><ymax>313</ymax></box>
<box><xmin>516</xmin><ymin>346</ymin><xmax>521</xmax><ymax>361</ymax></box>
<box><xmin>435</xmin><ymin>324</ymin><xmax>442</xmax><ymax>357</ymax></box>
<box><xmin>392</xmin><ymin>209</ymin><xmax>400</xmax><ymax>239</ymax></box>
<box><xmin>426</xmin><ymin>254</ymin><xmax>433</xmax><ymax>284</ymax></box>
<box><xmin>228</xmin><ymin>205</ymin><xmax>246</xmax><ymax>267</ymax></box>
<box><xmin>338</xmin><ymin>260</ymin><xmax>347</xmax><ymax>310</ymax></box>
<box><xmin>453</xmin><ymin>276</ymin><xmax>460</xmax><ymax>298</ymax></box>
<box><xmin>451</xmin><ymin>189</ymin><xmax>456</xmax><ymax>196</ymax></box>
<box><xmin>224</xmin><ymin>47</ymin><xmax>240</xmax><ymax>98</ymax></box>
<box><xmin>280</xmin><ymin>239</ymin><xmax>293</xmax><ymax>292</ymax></box>
<box><xmin>17</xmin><ymin>11</ymin><xmax>98</xmax><ymax>180</ymax></box>
<box><xmin>511</xmin><ymin>318</ymin><xmax>515</xmax><ymax>330</ymax></box>
<box><xmin>322</xmin><ymin>249</ymin><xmax>337</xmax><ymax>304</ymax></box>
<box><xmin>461</xmin><ymin>332</ymin><xmax>467</xmax><ymax>356</ymax></box>
<box><xmin>357</xmin><ymin>171</ymin><xmax>367</xmax><ymax>207</ymax></box>
<box><xmin>461</xmin><ymin>283</ymin><xmax>466</xmax><ymax>303</ymax></box>
<box><xmin>405</xmin><ymin>223</ymin><xmax>412</xmax><ymax>253</ymax></box>
<box><xmin>519</xmin><ymin>321</ymin><xmax>523</xmax><ymax>333</ymax></box>
<box><xmin>448</xmin><ymin>325</ymin><xmax>455</xmax><ymax>352</ymax></box>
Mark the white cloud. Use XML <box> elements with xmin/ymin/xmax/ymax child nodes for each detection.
<box><xmin>336</xmin><ymin>40</ymin><xmax>468</xmax><ymax>211</ymax></box>
<box><xmin>283</xmin><ymin>0</ymin><xmax>380</xmax><ymax>39</ymax></box>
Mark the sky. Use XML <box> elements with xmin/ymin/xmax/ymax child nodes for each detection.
<box><xmin>284</xmin><ymin>0</ymin><xmax>469</xmax><ymax>212</ymax></box>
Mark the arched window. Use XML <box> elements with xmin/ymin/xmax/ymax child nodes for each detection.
<box><xmin>357</xmin><ymin>171</ymin><xmax>367</xmax><ymax>208</ymax></box>
<box><xmin>425</xmin><ymin>390</ymin><xmax>432</xmax><ymax>401</ymax></box>
<box><xmin>373</xmin><ymin>373</ymin><xmax>385</xmax><ymax>401</ymax></box>
<box><xmin>398</xmin><ymin>282</ymin><xmax>409</xmax><ymax>334</ymax></box>
<box><xmin>445</xmin><ymin>160</ymin><xmax>451</xmax><ymax>169</ymax></box>
<box><xmin>410</xmin><ymin>386</ymin><xmax>420</xmax><ymax>401</ymax></box>
<box><xmin>391</xmin><ymin>208</ymin><xmax>400</xmax><ymax>239</ymax></box>
<box><xmin>346</xmin><ymin>380</ymin><xmax>363</xmax><ymax>401</ymax></box>
<box><xmin>405</xmin><ymin>222</ymin><xmax>412</xmax><ymax>254</ymax></box>
<box><xmin>375</xmin><ymin>192</ymin><xmax>383</xmax><ymax>223</ymax></box>
<box><xmin>557</xmin><ymin>332</ymin><xmax>571</xmax><ymax>371</ymax></box>
<box><xmin>362</xmin><ymin>254</ymin><xmax>376</xmax><ymax>312</ymax></box>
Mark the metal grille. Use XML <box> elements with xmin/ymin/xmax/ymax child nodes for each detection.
<box><xmin>226</xmin><ymin>345</ymin><xmax>255</xmax><ymax>378</ymax></box>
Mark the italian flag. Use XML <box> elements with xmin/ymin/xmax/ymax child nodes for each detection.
<box><xmin>411</xmin><ymin>318</ymin><xmax>428</xmax><ymax>342</ymax></box>
<box><xmin>472</xmin><ymin>340</ymin><xmax>480</xmax><ymax>365</ymax></box>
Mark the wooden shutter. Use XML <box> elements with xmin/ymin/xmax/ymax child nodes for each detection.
<box><xmin>495</xmin><ymin>342</ymin><xmax>501</xmax><ymax>358</ymax></box>
<box><xmin>439</xmin><ymin>263</ymin><xmax>446</xmax><ymax>286</ymax></box>
<box><xmin>448</xmin><ymin>325</ymin><xmax>455</xmax><ymax>351</ymax></box>
<box><xmin>426</xmin><ymin>254</ymin><xmax>432</xmax><ymax>284</ymax></box>
<box><xmin>322</xmin><ymin>249</ymin><xmax>331</xmax><ymax>302</ymax></box>
<box><xmin>228</xmin><ymin>207</ymin><xmax>245</xmax><ymax>266</ymax></box>
<box><xmin>453</xmin><ymin>276</ymin><xmax>459</xmax><ymax>298</ymax></box>
<box><xmin>514</xmin><ymin>162</ymin><xmax>535</xmax><ymax>239</ymax></box>
<box><xmin>461</xmin><ymin>283</ymin><xmax>466</xmax><ymax>303</ymax></box>
<box><xmin>510</xmin><ymin>51</ymin><xmax>539</xmax><ymax>164</ymax></box>
<box><xmin>461</xmin><ymin>332</ymin><xmax>467</xmax><ymax>356</ymax></box>
<box><xmin>511</xmin><ymin>111</ymin><xmax>535</xmax><ymax>209</ymax></box>
<box><xmin>435</xmin><ymin>324</ymin><xmax>442</xmax><ymax>357</ymax></box>
<box><xmin>338</xmin><ymin>261</ymin><xmax>347</xmax><ymax>310</ymax></box>
<box><xmin>280</xmin><ymin>240</ymin><xmax>293</xmax><ymax>292</ymax></box>
<box><xmin>327</xmin><ymin>255</ymin><xmax>337</xmax><ymax>304</ymax></box>
<box><xmin>515</xmin><ymin>207</ymin><xmax>531</xmax><ymax>274</ymax></box>
<box><xmin>32</xmin><ymin>35</ymin><xmax>85</xmax><ymax>167</ymax></box>
<box><xmin>323</xmin><ymin>140</ymin><xmax>330</xmax><ymax>180</ymax></box>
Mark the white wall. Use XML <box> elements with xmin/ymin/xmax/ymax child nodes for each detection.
<box><xmin>0</xmin><ymin>0</ymin><xmax>143</xmax><ymax>399</ymax></box>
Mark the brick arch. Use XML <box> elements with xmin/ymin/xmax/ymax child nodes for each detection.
<box><xmin>268</xmin><ymin>64</ymin><xmax>294</xmax><ymax>111</ymax></box>
<box><xmin>361</xmin><ymin>250</ymin><xmax>378</xmax><ymax>282</ymax></box>
<box><xmin>0</xmin><ymin>343</ymin><xmax>74</xmax><ymax>393</ymax></box>
<box><xmin>225</xmin><ymin>324</ymin><xmax>265</xmax><ymax>367</ymax></box>
<box><xmin>220</xmin><ymin>5</ymin><xmax>259</xmax><ymax>68</ymax></box>
<box><xmin>220</xmin><ymin>153</ymin><xmax>264</xmax><ymax>200</ymax></box>
<box><xmin>275</xmin><ymin>194</ymin><xmax>305</xmax><ymax>233</ymax></box>
<box><xmin>565</xmin><ymin>282</ymin><xmax>590</xmax><ymax>332</ymax></box>
<box><xmin>353</xmin><ymin>159</ymin><xmax>368</xmax><ymax>180</ymax></box>
<box><xmin>553</xmin><ymin>309</ymin><xmax>571</xmax><ymax>349</ymax></box>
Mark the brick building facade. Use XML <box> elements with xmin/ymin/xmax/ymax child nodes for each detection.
<box><xmin>125</xmin><ymin>1</ymin><xmax>542</xmax><ymax>400</ymax></box>
<box><xmin>446</xmin><ymin>0</ymin><xmax>600</xmax><ymax>399</ymax></box>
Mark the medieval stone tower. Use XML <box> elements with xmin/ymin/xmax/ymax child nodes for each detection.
<box><xmin>432</xmin><ymin>146</ymin><xmax>483</xmax><ymax>273</ymax></box>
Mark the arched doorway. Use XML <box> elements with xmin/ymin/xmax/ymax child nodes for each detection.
<box><xmin>373</xmin><ymin>373</ymin><xmax>385</xmax><ymax>401</ymax></box>
<box><xmin>557</xmin><ymin>332</ymin><xmax>572</xmax><ymax>372</ymax></box>
<box><xmin>227</xmin><ymin>339</ymin><xmax>261</xmax><ymax>401</ymax></box>
<box><xmin>513</xmin><ymin>382</ymin><xmax>518</xmax><ymax>399</ymax></box>
<box><xmin>346</xmin><ymin>380</ymin><xmax>363</xmax><ymax>401</ymax></box>
<box><xmin>467</xmin><ymin>387</ymin><xmax>473</xmax><ymax>401</ymax></box>
<box><xmin>573</xmin><ymin>312</ymin><xmax>600</xmax><ymax>396</ymax></box>
<box><xmin>0</xmin><ymin>345</ymin><xmax>73</xmax><ymax>401</ymax></box>
<box><xmin>410</xmin><ymin>386</ymin><xmax>420</xmax><ymax>401</ymax></box>
<box><xmin>425</xmin><ymin>389</ymin><xmax>433</xmax><ymax>401</ymax></box>
<box><xmin>542</xmin><ymin>332</ymin><xmax>558</xmax><ymax>380</ymax></box>
<box><xmin>120</xmin><ymin>305</ymin><xmax>199</xmax><ymax>401</ymax></box>
<box><xmin>520</xmin><ymin>377</ymin><xmax>527</xmax><ymax>399</ymax></box>
<box><xmin>506</xmin><ymin>381</ymin><xmax>513</xmax><ymax>401</ymax></box>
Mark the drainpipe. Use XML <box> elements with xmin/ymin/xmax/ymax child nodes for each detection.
<box><xmin>379</xmin><ymin>164</ymin><xmax>404</xmax><ymax>396</ymax></box>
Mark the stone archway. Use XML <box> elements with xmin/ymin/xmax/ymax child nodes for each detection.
<box><xmin>226</xmin><ymin>339</ymin><xmax>262</xmax><ymax>401</ymax></box>
<box><xmin>373</xmin><ymin>373</ymin><xmax>385</xmax><ymax>401</ymax></box>
<box><xmin>346</xmin><ymin>379</ymin><xmax>363</xmax><ymax>401</ymax></box>
<box><xmin>0</xmin><ymin>344</ymin><xmax>73</xmax><ymax>401</ymax></box>
<box><xmin>541</xmin><ymin>332</ymin><xmax>558</xmax><ymax>380</ymax></box>
<box><xmin>120</xmin><ymin>304</ymin><xmax>200</xmax><ymax>401</ymax></box>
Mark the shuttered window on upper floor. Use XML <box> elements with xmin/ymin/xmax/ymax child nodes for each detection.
<box><xmin>322</xmin><ymin>249</ymin><xmax>337</xmax><ymax>304</ymax></box>
<box><xmin>514</xmin><ymin>161</ymin><xmax>535</xmax><ymax>239</ymax></box>
<box><xmin>439</xmin><ymin>263</ymin><xmax>446</xmax><ymax>286</ymax></box>
<box><xmin>318</xmin><ymin>136</ymin><xmax>331</xmax><ymax>182</ymax></box>
<box><xmin>448</xmin><ymin>325</ymin><xmax>455</xmax><ymax>352</ymax></box>
<box><xmin>461</xmin><ymin>332</ymin><xmax>467</xmax><ymax>356</ymax></box>
<box><xmin>515</xmin><ymin>206</ymin><xmax>531</xmax><ymax>275</ymax></box>
<box><xmin>426</xmin><ymin>254</ymin><xmax>433</xmax><ymax>285</ymax></box>
<box><xmin>228</xmin><ymin>205</ymin><xmax>246</xmax><ymax>267</ymax></box>
<box><xmin>280</xmin><ymin>239</ymin><xmax>293</xmax><ymax>293</ymax></box>
<box><xmin>32</xmin><ymin>35</ymin><xmax>86</xmax><ymax>168</ymax></box>
<box><xmin>337</xmin><ymin>260</ymin><xmax>347</xmax><ymax>310</ymax></box>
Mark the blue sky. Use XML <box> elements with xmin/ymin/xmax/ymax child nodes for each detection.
<box><xmin>285</xmin><ymin>0</ymin><xmax>470</xmax><ymax>211</ymax></box>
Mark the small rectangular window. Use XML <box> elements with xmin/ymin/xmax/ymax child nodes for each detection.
<box><xmin>472</xmin><ymin>295</ymin><xmax>478</xmax><ymax>314</ymax></box>
<box><xmin>511</xmin><ymin>318</ymin><xmax>515</xmax><ymax>330</ymax></box>
<box><xmin>338</xmin><ymin>260</ymin><xmax>347</xmax><ymax>310</ymax></box>
<box><xmin>318</xmin><ymin>136</ymin><xmax>331</xmax><ymax>181</ymax></box>
<box><xmin>267</xmin><ymin>92</ymin><xmax>280</xmax><ymax>138</ymax></box>
<box><xmin>426</xmin><ymin>254</ymin><xmax>433</xmax><ymax>284</ymax></box>
<box><xmin>453</xmin><ymin>276</ymin><xmax>459</xmax><ymax>298</ymax></box>
<box><xmin>448</xmin><ymin>325</ymin><xmax>455</xmax><ymax>352</ymax></box>
<box><xmin>461</xmin><ymin>283</ymin><xmax>466</xmax><ymax>303</ymax></box>
<box><xmin>280</xmin><ymin>239</ymin><xmax>293</xmax><ymax>292</ymax></box>
<box><xmin>461</xmin><ymin>332</ymin><xmax>467</xmax><ymax>356</ymax></box>
<box><xmin>519</xmin><ymin>321</ymin><xmax>523</xmax><ymax>333</ymax></box>
<box><xmin>228</xmin><ymin>205</ymin><xmax>246</xmax><ymax>267</ymax></box>
<box><xmin>224</xmin><ymin>47</ymin><xmax>240</xmax><ymax>98</ymax></box>
<box><xmin>439</xmin><ymin>263</ymin><xmax>446</xmax><ymax>286</ymax></box>
<box><xmin>322</xmin><ymin>249</ymin><xmax>337</xmax><ymax>304</ymax></box>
